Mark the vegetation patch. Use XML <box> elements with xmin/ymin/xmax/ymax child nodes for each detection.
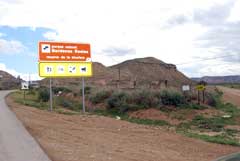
<box><xmin>191</xmin><ymin>115</ymin><xmax>225</xmax><ymax>132</ymax></box>
<box><xmin>222</xmin><ymin>83</ymin><xmax>240</xmax><ymax>89</ymax></box>
<box><xmin>180</xmin><ymin>131</ymin><xmax>240</xmax><ymax>146</ymax></box>
<box><xmin>38</xmin><ymin>88</ymin><xmax>50</xmax><ymax>102</ymax></box>
<box><xmin>90</xmin><ymin>90</ymin><xmax>112</xmax><ymax>104</ymax></box>
<box><xmin>9</xmin><ymin>86</ymin><xmax>240</xmax><ymax>146</ymax></box>
<box><xmin>94</xmin><ymin>109</ymin><xmax>169</xmax><ymax>126</ymax></box>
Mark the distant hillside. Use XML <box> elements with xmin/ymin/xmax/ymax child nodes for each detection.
<box><xmin>110</xmin><ymin>57</ymin><xmax>193</xmax><ymax>88</ymax></box>
<box><xmin>41</xmin><ymin>57</ymin><xmax>193</xmax><ymax>89</ymax></box>
<box><xmin>192</xmin><ymin>75</ymin><xmax>240</xmax><ymax>84</ymax></box>
<box><xmin>0</xmin><ymin>70</ymin><xmax>20</xmax><ymax>90</ymax></box>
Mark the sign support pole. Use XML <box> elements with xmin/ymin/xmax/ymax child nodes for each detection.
<box><xmin>49</xmin><ymin>78</ymin><xmax>53</xmax><ymax>111</ymax></box>
<box><xmin>202</xmin><ymin>90</ymin><xmax>205</xmax><ymax>103</ymax></box>
<box><xmin>197</xmin><ymin>90</ymin><xmax>200</xmax><ymax>105</ymax></box>
<box><xmin>82</xmin><ymin>77</ymin><xmax>85</xmax><ymax>113</ymax></box>
<box><xmin>23</xmin><ymin>90</ymin><xmax>26</xmax><ymax>105</ymax></box>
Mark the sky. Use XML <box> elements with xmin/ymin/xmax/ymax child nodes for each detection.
<box><xmin>0</xmin><ymin>0</ymin><xmax>240</xmax><ymax>80</ymax></box>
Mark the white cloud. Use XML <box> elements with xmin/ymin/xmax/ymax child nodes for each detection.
<box><xmin>43</xmin><ymin>31</ymin><xmax>58</xmax><ymax>40</ymax></box>
<box><xmin>0</xmin><ymin>33</ymin><xmax>6</xmax><ymax>37</ymax></box>
<box><xmin>0</xmin><ymin>0</ymin><xmax>239</xmax><ymax>76</ymax></box>
<box><xmin>198</xmin><ymin>61</ymin><xmax>240</xmax><ymax>77</ymax></box>
<box><xmin>0</xmin><ymin>38</ymin><xmax>36</xmax><ymax>57</ymax></box>
<box><xmin>0</xmin><ymin>63</ymin><xmax>41</xmax><ymax>81</ymax></box>
<box><xmin>228</xmin><ymin>0</ymin><xmax>240</xmax><ymax>22</ymax></box>
<box><xmin>0</xmin><ymin>39</ymin><xmax>26</xmax><ymax>54</ymax></box>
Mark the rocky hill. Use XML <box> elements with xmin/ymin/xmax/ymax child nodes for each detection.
<box><xmin>192</xmin><ymin>75</ymin><xmax>240</xmax><ymax>84</ymax></box>
<box><xmin>41</xmin><ymin>57</ymin><xmax>193</xmax><ymax>90</ymax></box>
<box><xmin>0</xmin><ymin>70</ymin><xmax>20</xmax><ymax>90</ymax></box>
<box><xmin>110</xmin><ymin>57</ymin><xmax>192</xmax><ymax>88</ymax></box>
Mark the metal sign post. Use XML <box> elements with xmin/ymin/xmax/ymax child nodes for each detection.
<box><xmin>82</xmin><ymin>77</ymin><xmax>85</xmax><ymax>113</ymax></box>
<box><xmin>23</xmin><ymin>90</ymin><xmax>26</xmax><ymax>105</ymax></box>
<box><xmin>196</xmin><ymin>84</ymin><xmax>206</xmax><ymax>104</ymax></box>
<box><xmin>49</xmin><ymin>78</ymin><xmax>53</xmax><ymax>111</ymax></box>
<box><xmin>38</xmin><ymin>41</ymin><xmax>92</xmax><ymax>114</ymax></box>
<box><xmin>21</xmin><ymin>82</ymin><xmax>29</xmax><ymax>105</ymax></box>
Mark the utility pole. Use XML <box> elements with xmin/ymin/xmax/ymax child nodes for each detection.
<box><xmin>117</xmin><ymin>67</ymin><xmax>120</xmax><ymax>89</ymax></box>
<box><xmin>28</xmin><ymin>73</ymin><xmax>31</xmax><ymax>87</ymax></box>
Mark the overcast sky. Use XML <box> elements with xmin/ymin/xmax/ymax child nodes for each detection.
<box><xmin>0</xmin><ymin>0</ymin><xmax>239</xmax><ymax>80</ymax></box>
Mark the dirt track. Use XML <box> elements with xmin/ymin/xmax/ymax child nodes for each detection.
<box><xmin>217</xmin><ymin>86</ymin><xmax>240</xmax><ymax>108</ymax></box>
<box><xmin>6</xmin><ymin>95</ymin><xmax>240</xmax><ymax>161</ymax></box>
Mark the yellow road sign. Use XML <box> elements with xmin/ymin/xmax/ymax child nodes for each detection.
<box><xmin>39</xmin><ymin>62</ymin><xmax>92</xmax><ymax>77</ymax></box>
<box><xmin>196</xmin><ymin>85</ymin><xmax>206</xmax><ymax>91</ymax></box>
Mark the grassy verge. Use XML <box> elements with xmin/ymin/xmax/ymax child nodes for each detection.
<box><xmin>222</xmin><ymin>83</ymin><xmax>240</xmax><ymax>89</ymax></box>
<box><xmin>11</xmin><ymin>90</ymin><xmax>49</xmax><ymax>110</ymax></box>
<box><xmin>9</xmin><ymin>89</ymin><xmax>240</xmax><ymax>146</ymax></box>
<box><xmin>10</xmin><ymin>91</ymin><xmax>81</xmax><ymax>114</ymax></box>
<box><xmin>179</xmin><ymin>131</ymin><xmax>240</xmax><ymax>146</ymax></box>
<box><xmin>94</xmin><ymin>109</ymin><xmax>169</xmax><ymax>126</ymax></box>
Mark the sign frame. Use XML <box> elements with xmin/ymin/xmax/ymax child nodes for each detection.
<box><xmin>21</xmin><ymin>82</ymin><xmax>29</xmax><ymax>90</ymax></box>
<box><xmin>38</xmin><ymin>62</ymin><xmax>93</xmax><ymax>78</ymax></box>
<box><xmin>38</xmin><ymin>41</ymin><xmax>91</xmax><ymax>62</ymax></box>
<box><xmin>182</xmin><ymin>85</ymin><xmax>190</xmax><ymax>91</ymax></box>
<box><xmin>196</xmin><ymin>85</ymin><xmax>206</xmax><ymax>91</ymax></box>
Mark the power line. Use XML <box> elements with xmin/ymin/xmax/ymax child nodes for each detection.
<box><xmin>109</xmin><ymin>53</ymin><xmax>239</xmax><ymax>67</ymax></box>
<box><xmin>176</xmin><ymin>54</ymin><xmax>239</xmax><ymax>66</ymax></box>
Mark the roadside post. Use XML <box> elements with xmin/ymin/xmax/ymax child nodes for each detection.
<box><xmin>82</xmin><ymin>77</ymin><xmax>85</xmax><ymax>113</ymax></box>
<box><xmin>49</xmin><ymin>78</ymin><xmax>53</xmax><ymax>111</ymax></box>
<box><xmin>196</xmin><ymin>84</ymin><xmax>206</xmax><ymax>104</ymax></box>
<box><xmin>182</xmin><ymin>85</ymin><xmax>190</xmax><ymax>101</ymax></box>
<box><xmin>21</xmin><ymin>81</ymin><xmax>29</xmax><ymax>105</ymax></box>
<box><xmin>202</xmin><ymin>88</ymin><xmax>205</xmax><ymax>103</ymax></box>
<box><xmin>38</xmin><ymin>41</ymin><xmax>92</xmax><ymax>113</ymax></box>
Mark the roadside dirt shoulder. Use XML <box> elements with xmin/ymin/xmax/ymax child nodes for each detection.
<box><xmin>6</xmin><ymin>95</ymin><xmax>240</xmax><ymax>161</ymax></box>
<box><xmin>217</xmin><ymin>86</ymin><xmax>240</xmax><ymax>108</ymax></box>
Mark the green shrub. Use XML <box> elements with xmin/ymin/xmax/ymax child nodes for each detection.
<box><xmin>69</xmin><ymin>103</ymin><xmax>82</xmax><ymax>112</ymax></box>
<box><xmin>106</xmin><ymin>91</ymin><xmax>130</xmax><ymax>113</ymax></box>
<box><xmin>56</xmin><ymin>96</ymin><xmax>82</xmax><ymax>112</ymax></box>
<box><xmin>60</xmin><ymin>99</ymin><xmax>73</xmax><ymax>108</ymax></box>
<box><xmin>206</xmin><ymin>91</ymin><xmax>223</xmax><ymax>107</ymax></box>
<box><xmin>181</xmin><ymin>103</ymin><xmax>207</xmax><ymax>110</ymax></box>
<box><xmin>90</xmin><ymin>90</ymin><xmax>112</xmax><ymax>104</ymax></box>
<box><xmin>206</xmin><ymin>93</ymin><xmax>217</xmax><ymax>107</ymax></box>
<box><xmin>132</xmin><ymin>90</ymin><xmax>160</xmax><ymax>108</ymax></box>
<box><xmin>80</xmin><ymin>86</ymin><xmax>91</xmax><ymax>95</ymax></box>
<box><xmin>215</xmin><ymin>88</ymin><xmax>223</xmax><ymax>96</ymax></box>
<box><xmin>160</xmin><ymin>90</ymin><xmax>185</xmax><ymax>106</ymax></box>
<box><xmin>38</xmin><ymin>88</ymin><xmax>50</xmax><ymax>102</ymax></box>
<box><xmin>27</xmin><ymin>89</ymin><xmax>36</xmax><ymax>95</ymax></box>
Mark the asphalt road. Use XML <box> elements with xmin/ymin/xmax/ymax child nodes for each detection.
<box><xmin>0</xmin><ymin>90</ymin><xmax>51</xmax><ymax>161</ymax></box>
<box><xmin>214</xmin><ymin>152</ymin><xmax>240</xmax><ymax>161</ymax></box>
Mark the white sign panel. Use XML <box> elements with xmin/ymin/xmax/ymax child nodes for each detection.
<box><xmin>21</xmin><ymin>82</ymin><xmax>29</xmax><ymax>90</ymax></box>
<box><xmin>182</xmin><ymin>85</ymin><xmax>190</xmax><ymax>91</ymax></box>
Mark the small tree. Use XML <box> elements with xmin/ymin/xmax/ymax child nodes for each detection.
<box><xmin>38</xmin><ymin>88</ymin><xmax>50</xmax><ymax>102</ymax></box>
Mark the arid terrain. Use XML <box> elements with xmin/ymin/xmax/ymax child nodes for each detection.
<box><xmin>6</xmin><ymin>94</ymin><xmax>240</xmax><ymax>161</ymax></box>
<box><xmin>217</xmin><ymin>86</ymin><xmax>240</xmax><ymax>108</ymax></box>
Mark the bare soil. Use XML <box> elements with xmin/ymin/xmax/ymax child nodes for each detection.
<box><xmin>6</xmin><ymin>95</ymin><xmax>240</xmax><ymax>161</ymax></box>
<box><xmin>217</xmin><ymin>86</ymin><xmax>240</xmax><ymax>108</ymax></box>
